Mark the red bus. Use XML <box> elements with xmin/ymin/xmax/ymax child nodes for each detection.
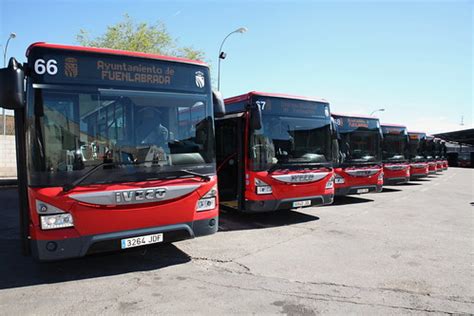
<box><xmin>435</xmin><ymin>138</ymin><xmax>448</xmax><ymax>171</ymax></box>
<box><xmin>381</xmin><ymin>124</ymin><xmax>410</xmax><ymax>184</ymax></box>
<box><xmin>458</xmin><ymin>152</ymin><xmax>474</xmax><ymax>168</ymax></box>
<box><xmin>407</xmin><ymin>132</ymin><xmax>429</xmax><ymax>179</ymax></box>
<box><xmin>0</xmin><ymin>43</ymin><xmax>225</xmax><ymax>260</ymax></box>
<box><xmin>332</xmin><ymin>113</ymin><xmax>383</xmax><ymax>196</ymax></box>
<box><xmin>215</xmin><ymin>92</ymin><xmax>335</xmax><ymax>212</ymax></box>
<box><xmin>425</xmin><ymin>135</ymin><xmax>439</xmax><ymax>174</ymax></box>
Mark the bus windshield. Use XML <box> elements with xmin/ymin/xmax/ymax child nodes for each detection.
<box><xmin>339</xmin><ymin>131</ymin><xmax>381</xmax><ymax>164</ymax></box>
<box><xmin>382</xmin><ymin>128</ymin><xmax>408</xmax><ymax>162</ymax></box>
<box><xmin>407</xmin><ymin>134</ymin><xmax>426</xmax><ymax>162</ymax></box>
<box><xmin>248</xmin><ymin>97</ymin><xmax>332</xmax><ymax>171</ymax></box>
<box><xmin>27</xmin><ymin>87</ymin><xmax>215</xmax><ymax>186</ymax></box>
<box><xmin>424</xmin><ymin>138</ymin><xmax>437</xmax><ymax>160</ymax></box>
<box><xmin>334</xmin><ymin>116</ymin><xmax>381</xmax><ymax>165</ymax></box>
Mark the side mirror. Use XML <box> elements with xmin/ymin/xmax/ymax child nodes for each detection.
<box><xmin>250</xmin><ymin>104</ymin><xmax>262</xmax><ymax>130</ymax></box>
<box><xmin>0</xmin><ymin>58</ymin><xmax>25</xmax><ymax>110</ymax></box>
<box><xmin>212</xmin><ymin>90</ymin><xmax>225</xmax><ymax>118</ymax></box>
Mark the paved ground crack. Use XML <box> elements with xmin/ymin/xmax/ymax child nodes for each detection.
<box><xmin>190</xmin><ymin>256</ymin><xmax>251</xmax><ymax>272</ymax></box>
<box><xmin>187</xmin><ymin>276</ymin><xmax>470</xmax><ymax>315</ymax></box>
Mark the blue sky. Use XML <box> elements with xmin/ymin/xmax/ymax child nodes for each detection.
<box><xmin>1</xmin><ymin>0</ymin><xmax>472</xmax><ymax>133</ymax></box>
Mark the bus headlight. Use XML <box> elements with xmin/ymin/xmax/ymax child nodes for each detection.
<box><xmin>334</xmin><ymin>174</ymin><xmax>345</xmax><ymax>184</ymax></box>
<box><xmin>40</xmin><ymin>213</ymin><xmax>74</xmax><ymax>230</ymax></box>
<box><xmin>196</xmin><ymin>185</ymin><xmax>217</xmax><ymax>211</ymax></box>
<box><xmin>325</xmin><ymin>176</ymin><xmax>334</xmax><ymax>189</ymax></box>
<box><xmin>378</xmin><ymin>172</ymin><xmax>384</xmax><ymax>181</ymax></box>
<box><xmin>255</xmin><ymin>178</ymin><xmax>272</xmax><ymax>195</ymax></box>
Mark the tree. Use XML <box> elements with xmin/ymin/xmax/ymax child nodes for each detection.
<box><xmin>76</xmin><ymin>14</ymin><xmax>206</xmax><ymax>61</ymax></box>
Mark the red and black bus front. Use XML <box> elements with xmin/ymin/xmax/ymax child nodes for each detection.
<box><xmin>425</xmin><ymin>135</ymin><xmax>439</xmax><ymax>174</ymax></box>
<box><xmin>332</xmin><ymin>114</ymin><xmax>383</xmax><ymax>196</ymax></box>
<box><xmin>435</xmin><ymin>139</ymin><xmax>448</xmax><ymax>171</ymax></box>
<box><xmin>381</xmin><ymin>124</ymin><xmax>410</xmax><ymax>185</ymax></box>
<box><xmin>216</xmin><ymin>92</ymin><xmax>334</xmax><ymax>213</ymax></box>
<box><xmin>407</xmin><ymin>132</ymin><xmax>429</xmax><ymax>179</ymax></box>
<box><xmin>5</xmin><ymin>43</ymin><xmax>222</xmax><ymax>261</ymax></box>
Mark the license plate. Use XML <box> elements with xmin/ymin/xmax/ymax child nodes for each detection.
<box><xmin>357</xmin><ymin>188</ymin><xmax>369</xmax><ymax>194</ymax></box>
<box><xmin>121</xmin><ymin>233</ymin><xmax>163</xmax><ymax>249</ymax></box>
<box><xmin>293</xmin><ymin>200</ymin><xmax>311</xmax><ymax>208</ymax></box>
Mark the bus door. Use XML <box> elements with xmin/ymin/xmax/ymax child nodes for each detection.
<box><xmin>215</xmin><ymin>114</ymin><xmax>245</xmax><ymax>210</ymax></box>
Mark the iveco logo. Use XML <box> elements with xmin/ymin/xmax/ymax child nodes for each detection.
<box><xmin>346</xmin><ymin>169</ymin><xmax>379</xmax><ymax>177</ymax></box>
<box><xmin>115</xmin><ymin>188</ymin><xmax>167</xmax><ymax>204</ymax></box>
<box><xmin>272</xmin><ymin>172</ymin><xmax>329</xmax><ymax>184</ymax></box>
<box><xmin>70</xmin><ymin>184</ymin><xmax>201</xmax><ymax>206</ymax></box>
<box><xmin>356</xmin><ymin>171</ymin><xmax>374</xmax><ymax>177</ymax></box>
<box><xmin>290</xmin><ymin>174</ymin><xmax>315</xmax><ymax>182</ymax></box>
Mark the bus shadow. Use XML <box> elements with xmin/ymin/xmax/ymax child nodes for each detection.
<box><xmin>331</xmin><ymin>196</ymin><xmax>374</xmax><ymax>205</ymax></box>
<box><xmin>0</xmin><ymin>240</ymin><xmax>191</xmax><ymax>290</ymax></box>
<box><xmin>410</xmin><ymin>178</ymin><xmax>431</xmax><ymax>182</ymax></box>
<box><xmin>0</xmin><ymin>187</ymin><xmax>191</xmax><ymax>290</ymax></box>
<box><xmin>218</xmin><ymin>208</ymin><xmax>319</xmax><ymax>232</ymax></box>
<box><xmin>380</xmin><ymin>187</ymin><xmax>402</xmax><ymax>193</ymax></box>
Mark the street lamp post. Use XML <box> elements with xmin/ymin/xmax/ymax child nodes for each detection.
<box><xmin>370</xmin><ymin>108</ymin><xmax>385</xmax><ymax>116</ymax></box>
<box><xmin>217</xmin><ymin>27</ymin><xmax>247</xmax><ymax>91</ymax></box>
<box><xmin>2</xmin><ymin>32</ymin><xmax>16</xmax><ymax>136</ymax></box>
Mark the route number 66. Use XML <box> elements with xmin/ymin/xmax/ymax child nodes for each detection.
<box><xmin>34</xmin><ymin>59</ymin><xmax>58</xmax><ymax>75</ymax></box>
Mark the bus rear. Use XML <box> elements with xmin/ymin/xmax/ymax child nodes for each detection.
<box><xmin>381</xmin><ymin>124</ymin><xmax>410</xmax><ymax>184</ymax></box>
<box><xmin>332</xmin><ymin>114</ymin><xmax>383</xmax><ymax>196</ymax></box>
<box><xmin>216</xmin><ymin>92</ymin><xmax>334</xmax><ymax>212</ymax></box>
<box><xmin>407</xmin><ymin>132</ymin><xmax>429</xmax><ymax>179</ymax></box>
<box><xmin>1</xmin><ymin>43</ymin><xmax>224</xmax><ymax>260</ymax></box>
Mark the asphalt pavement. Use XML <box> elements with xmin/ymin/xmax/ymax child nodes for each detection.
<box><xmin>0</xmin><ymin>168</ymin><xmax>472</xmax><ymax>315</ymax></box>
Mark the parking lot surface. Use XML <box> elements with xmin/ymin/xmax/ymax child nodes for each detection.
<box><xmin>0</xmin><ymin>168</ymin><xmax>472</xmax><ymax>315</ymax></box>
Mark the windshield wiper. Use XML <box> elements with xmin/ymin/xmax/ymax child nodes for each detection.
<box><xmin>267</xmin><ymin>161</ymin><xmax>327</xmax><ymax>173</ymax></box>
<box><xmin>62</xmin><ymin>159</ymin><xmax>165</xmax><ymax>192</ymax></box>
<box><xmin>62</xmin><ymin>161</ymin><xmax>117</xmax><ymax>192</ymax></box>
<box><xmin>178</xmin><ymin>169</ymin><xmax>211</xmax><ymax>181</ymax></box>
<box><xmin>63</xmin><ymin>160</ymin><xmax>212</xmax><ymax>192</ymax></box>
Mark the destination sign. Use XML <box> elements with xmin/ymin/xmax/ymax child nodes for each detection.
<box><xmin>333</xmin><ymin>115</ymin><xmax>379</xmax><ymax>131</ymax></box>
<box><xmin>382</xmin><ymin>126</ymin><xmax>407</xmax><ymax>135</ymax></box>
<box><xmin>408</xmin><ymin>132</ymin><xmax>426</xmax><ymax>141</ymax></box>
<box><xmin>253</xmin><ymin>97</ymin><xmax>329</xmax><ymax>118</ymax></box>
<box><xmin>27</xmin><ymin>46</ymin><xmax>209</xmax><ymax>93</ymax></box>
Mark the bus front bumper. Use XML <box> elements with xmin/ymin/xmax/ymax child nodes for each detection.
<box><xmin>244</xmin><ymin>194</ymin><xmax>333</xmax><ymax>213</ymax></box>
<box><xmin>383</xmin><ymin>177</ymin><xmax>409</xmax><ymax>185</ymax></box>
<box><xmin>30</xmin><ymin>216</ymin><xmax>218</xmax><ymax>261</ymax></box>
<box><xmin>410</xmin><ymin>173</ymin><xmax>428</xmax><ymax>180</ymax></box>
<box><xmin>335</xmin><ymin>184</ymin><xmax>382</xmax><ymax>196</ymax></box>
